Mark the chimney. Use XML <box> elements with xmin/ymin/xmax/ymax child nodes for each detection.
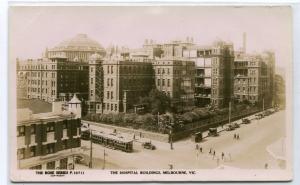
<box><xmin>243</xmin><ymin>32</ymin><xmax>247</xmax><ymax>54</ymax></box>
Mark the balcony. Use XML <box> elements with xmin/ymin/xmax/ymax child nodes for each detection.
<box><xmin>195</xmin><ymin>94</ymin><xmax>211</xmax><ymax>98</ymax></box>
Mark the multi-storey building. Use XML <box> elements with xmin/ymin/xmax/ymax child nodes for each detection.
<box><xmin>183</xmin><ymin>40</ymin><xmax>235</xmax><ymax>108</ymax></box>
<box><xmin>102</xmin><ymin>56</ymin><xmax>154</xmax><ymax>114</ymax></box>
<box><xmin>17</xmin><ymin>57</ymin><xmax>89</xmax><ymax>102</ymax></box>
<box><xmin>234</xmin><ymin>53</ymin><xmax>272</xmax><ymax>105</ymax></box>
<box><xmin>274</xmin><ymin>74</ymin><xmax>285</xmax><ymax>107</ymax></box>
<box><xmin>47</xmin><ymin>34</ymin><xmax>106</xmax><ymax>62</ymax></box>
<box><xmin>87</xmin><ymin>53</ymin><xmax>104</xmax><ymax>114</ymax></box>
<box><xmin>17</xmin><ymin>96</ymin><xmax>82</xmax><ymax>169</ymax></box>
<box><xmin>152</xmin><ymin>58</ymin><xmax>195</xmax><ymax>108</ymax></box>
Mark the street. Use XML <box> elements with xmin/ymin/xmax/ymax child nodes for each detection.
<box><xmin>79</xmin><ymin>110</ymin><xmax>286</xmax><ymax>170</ymax></box>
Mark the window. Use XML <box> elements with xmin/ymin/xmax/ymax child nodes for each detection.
<box><xmin>167</xmin><ymin>79</ymin><xmax>170</xmax><ymax>87</ymax></box>
<box><xmin>91</xmin><ymin>67</ymin><xmax>94</xmax><ymax>73</ymax></box>
<box><xmin>115</xmin><ymin>104</ymin><xmax>117</xmax><ymax>111</ymax></box>
<box><xmin>162</xmin><ymin>79</ymin><xmax>165</xmax><ymax>86</ymax></box>
<box><xmin>61</xmin><ymin>140</ymin><xmax>67</xmax><ymax>150</ymax></box>
<box><xmin>91</xmin><ymin>90</ymin><xmax>93</xmax><ymax>97</ymax></box>
<box><xmin>46</xmin><ymin>161</ymin><xmax>55</xmax><ymax>169</ymax></box>
<box><xmin>111</xmin><ymin>104</ymin><xmax>113</xmax><ymax>111</ymax></box>
<box><xmin>111</xmin><ymin>79</ymin><xmax>113</xmax><ymax>86</ymax></box>
<box><xmin>30</xmin><ymin>165</ymin><xmax>42</xmax><ymax>170</ymax></box>
<box><xmin>18</xmin><ymin>126</ymin><xmax>25</xmax><ymax>136</ymax></box>
<box><xmin>111</xmin><ymin>66</ymin><xmax>113</xmax><ymax>74</ymax></box>
<box><xmin>30</xmin><ymin>146</ymin><xmax>36</xmax><ymax>157</ymax></box>
<box><xmin>31</xmin><ymin>125</ymin><xmax>36</xmax><ymax>134</ymax></box>
<box><xmin>111</xmin><ymin>91</ymin><xmax>113</xmax><ymax>99</ymax></box>
<box><xmin>107</xmin><ymin>78</ymin><xmax>110</xmax><ymax>86</ymax></box>
<box><xmin>91</xmin><ymin>78</ymin><xmax>93</xmax><ymax>84</ymax></box>
<box><xmin>107</xmin><ymin>91</ymin><xmax>110</xmax><ymax>99</ymax></box>
<box><xmin>107</xmin><ymin>66</ymin><xmax>110</xmax><ymax>74</ymax></box>
<box><xmin>17</xmin><ymin>148</ymin><xmax>25</xmax><ymax>159</ymax></box>
<box><xmin>63</xmin><ymin>121</ymin><xmax>67</xmax><ymax>129</ymax></box>
<box><xmin>46</xmin><ymin>123</ymin><xmax>54</xmax><ymax>132</ymax></box>
<box><xmin>158</xmin><ymin>68</ymin><xmax>160</xmax><ymax>74</ymax></box>
<box><xmin>157</xmin><ymin>79</ymin><xmax>160</xmax><ymax>86</ymax></box>
<box><xmin>46</xmin><ymin>144</ymin><xmax>55</xmax><ymax>155</ymax></box>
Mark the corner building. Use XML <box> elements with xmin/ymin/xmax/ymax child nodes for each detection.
<box><xmin>17</xmin><ymin>99</ymin><xmax>81</xmax><ymax>169</ymax></box>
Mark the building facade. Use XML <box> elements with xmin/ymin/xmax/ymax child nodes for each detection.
<box><xmin>152</xmin><ymin>58</ymin><xmax>195</xmax><ymax>108</ymax></box>
<box><xmin>17</xmin><ymin>57</ymin><xmax>89</xmax><ymax>102</ymax></box>
<box><xmin>87</xmin><ymin>53</ymin><xmax>104</xmax><ymax>114</ymax></box>
<box><xmin>102</xmin><ymin>57</ymin><xmax>154</xmax><ymax>114</ymax></box>
<box><xmin>234</xmin><ymin>53</ymin><xmax>273</xmax><ymax>105</ymax></box>
<box><xmin>17</xmin><ymin>100</ymin><xmax>81</xmax><ymax>169</ymax></box>
<box><xmin>183</xmin><ymin>41</ymin><xmax>235</xmax><ymax>108</ymax></box>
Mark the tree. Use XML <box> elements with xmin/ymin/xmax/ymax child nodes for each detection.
<box><xmin>139</xmin><ymin>89</ymin><xmax>171</xmax><ymax>114</ymax></box>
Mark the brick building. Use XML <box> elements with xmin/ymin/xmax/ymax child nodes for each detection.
<box><xmin>87</xmin><ymin>53</ymin><xmax>104</xmax><ymax>114</ymax></box>
<box><xmin>17</xmin><ymin>98</ymin><xmax>81</xmax><ymax>169</ymax></box>
<box><xmin>234</xmin><ymin>52</ymin><xmax>275</xmax><ymax>106</ymax></box>
<box><xmin>17</xmin><ymin>57</ymin><xmax>89</xmax><ymax>102</ymax></box>
<box><xmin>183</xmin><ymin>40</ymin><xmax>235</xmax><ymax>108</ymax></box>
<box><xmin>102</xmin><ymin>56</ymin><xmax>154</xmax><ymax>114</ymax></box>
<box><xmin>152</xmin><ymin>58</ymin><xmax>195</xmax><ymax>108</ymax></box>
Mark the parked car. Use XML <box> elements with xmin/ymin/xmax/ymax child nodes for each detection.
<box><xmin>191</xmin><ymin>132</ymin><xmax>203</xmax><ymax>142</ymax></box>
<box><xmin>255</xmin><ymin>113</ymin><xmax>264</xmax><ymax>120</ymax></box>
<box><xmin>208</xmin><ymin>128</ymin><xmax>218</xmax><ymax>137</ymax></box>
<box><xmin>242</xmin><ymin>118</ymin><xmax>251</xmax><ymax>124</ymax></box>
<box><xmin>232</xmin><ymin>122</ymin><xmax>240</xmax><ymax>128</ymax></box>
<box><xmin>142</xmin><ymin>142</ymin><xmax>156</xmax><ymax>150</ymax></box>
<box><xmin>226</xmin><ymin>124</ymin><xmax>235</xmax><ymax>131</ymax></box>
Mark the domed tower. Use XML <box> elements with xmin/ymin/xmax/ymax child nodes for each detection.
<box><xmin>88</xmin><ymin>53</ymin><xmax>104</xmax><ymax>114</ymax></box>
<box><xmin>68</xmin><ymin>94</ymin><xmax>82</xmax><ymax>119</ymax></box>
<box><xmin>48</xmin><ymin>34</ymin><xmax>106</xmax><ymax>62</ymax></box>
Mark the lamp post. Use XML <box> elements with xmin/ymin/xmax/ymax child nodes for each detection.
<box><xmin>169</xmin><ymin>127</ymin><xmax>173</xmax><ymax>150</ymax></box>
<box><xmin>89</xmin><ymin>128</ymin><xmax>93</xmax><ymax>169</ymax></box>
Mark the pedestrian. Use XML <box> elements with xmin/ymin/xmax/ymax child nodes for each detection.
<box><xmin>200</xmin><ymin>147</ymin><xmax>203</xmax><ymax>153</ymax></box>
<box><xmin>237</xmin><ymin>134</ymin><xmax>240</xmax><ymax>140</ymax></box>
<box><xmin>209</xmin><ymin>148</ymin><xmax>212</xmax><ymax>154</ymax></box>
<box><xmin>221</xmin><ymin>152</ymin><xmax>224</xmax><ymax>160</ymax></box>
<box><xmin>133</xmin><ymin>134</ymin><xmax>135</xmax><ymax>140</ymax></box>
<box><xmin>196</xmin><ymin>144</ymin><xmax>199</xmax><ymax>150</ymax></box>
<box><xmin>213</xmin><ymin>151</ymin><xmax>216</xmax><ymax>159</ymax></box>
<box><xmin>234</xmin><ymin>133</ymin><xmax>236</xmax><ymax>139</ymax></box>
<box><xmin>264</xmin><ymin>163</ymin><xmax>268</xmax><ymax>169</ymax></box>
<box><xmin>213</xmin><ymin>150</ymin><xmax>216</xmax><ymax>156</ymax></box>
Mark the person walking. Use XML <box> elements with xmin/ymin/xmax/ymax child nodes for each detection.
<box><xmin>221</xmin><ymin>152</ymin><xmax>224</xmax><ymax>160</ymax></box>
<box><xmin>237</xmin><ymin>134</ymin><xmax>240</xmax><ymax>140</ymax></box>
<box><xmin>196</xmin><ymin>144</ymin><xmax>199</xmax><ymax>150</ymax></box>
<box><xmin>209</xmin><ymin>148</ymin><xmax>212</xmax><ymax>154</ymax></box>
<box><xmin>234</xmin><ymin>133</ymin><xmax>236</xmax><ymax>139</ymax></box>
<box><xmin>200</xmin><ymin>147</ymin><xmax>203</xmax><ymax>153</ymax></box>
<box><xmin>213</xmin><ymin>150</ymin><xmax>216</xmax><ymax>159</ymax></box>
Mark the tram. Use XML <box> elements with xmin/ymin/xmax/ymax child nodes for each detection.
<box><xmin>81</xmin><ymin>127</ymin><xmax>133</xmax><ymax>153</ymax></box>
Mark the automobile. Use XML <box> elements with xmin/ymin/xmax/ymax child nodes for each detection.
<box><xmin>232</xmin><ymin>122</ymin><xmax>240</xmax><ymax>128</ymax></box>
<box><xmin>142</xmin><ymin>142</ymin><xmax>156</xmax><ymax>150</ymax></box>
<box><xmin>242</xmin><ymin>118</ymin><xmax>251</xmax><ymax>124</ymax></box>
<box><xmin>255</xmin><ymin>113</ymin><xmax>264</xmax><ymax>120</ymax></box>
<box><xmin>208</xmin><ymin>128</ymin><xmax>218</xmax><ymax>137</ymax></box>
<box><xmin>191</xmin><ymin>132</ymin><xmax>203</xmax><ymax>142</ymax></box>
<box><xmin>226</xmin><ymin>124</ymin><xmax>235</xmax><ymax>131</ymax></box>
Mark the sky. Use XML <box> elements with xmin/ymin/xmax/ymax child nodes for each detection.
<box><xmin>9</xmin><ymin>6</ymin><xmax>292</xmax><ymax>70</ymax></box>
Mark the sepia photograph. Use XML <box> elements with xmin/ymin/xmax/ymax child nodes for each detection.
<box><xmin>9</xmin><ymin>5</ymin><xmax>293</xmax><ymax>181</ymax></box>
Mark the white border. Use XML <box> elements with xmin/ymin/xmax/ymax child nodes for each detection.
<box><xmin>1</xmin><ymin>0</ymin><xmax>300</xmax><ymax>184</ymax></box>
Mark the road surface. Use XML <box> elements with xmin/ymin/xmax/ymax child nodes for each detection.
<box><xmin>80</xmin><ymin>110</ymin><xmax>286</xmax><ymax>170</ymax></box>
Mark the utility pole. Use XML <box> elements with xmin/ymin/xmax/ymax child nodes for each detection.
<box><xmin>229</xmin><ymin>101</ymin><xmax>231</xmax><ymax>125</ymax></box>
<box><xmin>89</xmin><ymin>129</ymin><xmax>93</xmax><ymax>169</ymax></box>
<box><xmin>169</xmin><ymin>129</ymin><xmax>173</xmax><ymax>150</ymax></box>
<box><xmin>103</xmin><ymin>149</ymin><xmax>107</xmax><ymax>170</ymax></box>
<box><xmin>263</xmin><ymin>98</ymin><xmax>265</xmax><ymax>112</ymax></box>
